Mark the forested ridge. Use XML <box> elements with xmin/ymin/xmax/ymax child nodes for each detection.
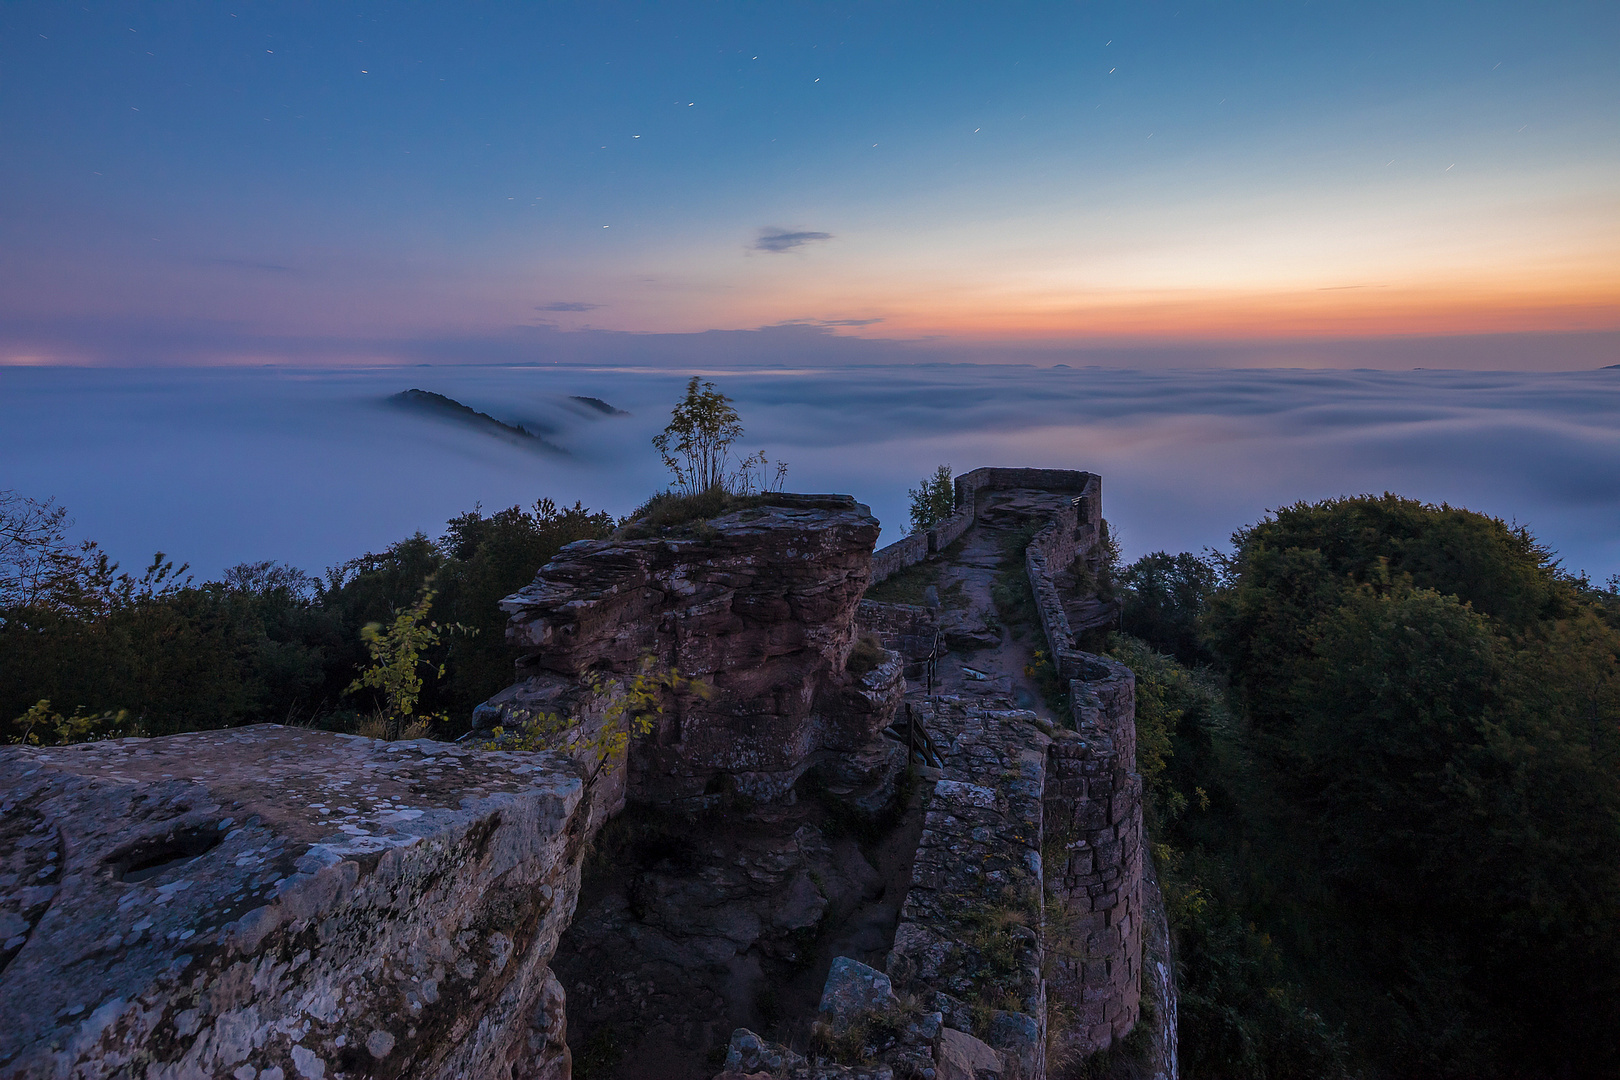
<box><xmin>1115</xmin><ymin>494</ymin><xmax>1620</xmax><ymax>1079</ymax></box>
<box><xmin>4</xmin><ymin>488</ymin><xmax>1618</xmax><ymax>1077</ymax></box>
<box><xmin>0</xmin><ymin>491</ymin><xmax>614</xmax><ymax>739</ymax></box>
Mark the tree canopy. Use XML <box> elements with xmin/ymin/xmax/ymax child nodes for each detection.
<box><xmin>1119</xmin><ymin>493</ymin><xmax>1620</xmax><ymax>1079</ymax></box>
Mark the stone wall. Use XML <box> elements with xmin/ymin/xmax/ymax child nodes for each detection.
<box><xmin>884</xmin><ymin>698</ymin><xmax>1052</xmax><ymax>1080</ymax></box>
<box><xmin>869</xmin><ymin>468</ymin><xmax>1099</xmax><ymax>587</ymax></box>
<box><xmin>952</xmin><ymin>468</ymin><xmax>1097</xmax><ymax>520</ymax></box>
<box><xmin>867</xmin><ymin>466</ymin><xmax>1164</xmax><ymax>1070</ymax></box>
<box><xmin>1012</xmin><ymin>477</ymin><xmax>1151</xmax><ymax>1059</ymax></box>
<box><xmin>1042</xmin><ymin>658</ymin><xmax>1144</xmax><ymax>1055</ymax></box>
<box><xmin>869</xmin><ymin>530</ymin><xmax>929</xmax><ymax>585</ymax></box>
<box><xmin>0</xmin><ymin>727</ymin><xmax>601</xmax><ymax>1080</ymax></box>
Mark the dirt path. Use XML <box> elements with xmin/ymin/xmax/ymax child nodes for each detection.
<box><xmin>919</xmin><ymin>489</ymin><xmax>1074</xmax><ymax>727</ymax></box>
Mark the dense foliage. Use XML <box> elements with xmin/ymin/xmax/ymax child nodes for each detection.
<box><xmin>1116</xmin><ymin>494</ymin><xmax>1620</xmax><ymax>1080</ymax></box>
<box><xmin>0</xmin><ymin>493</ymin><xmax>613</xmax><ymax>740</ymax></box>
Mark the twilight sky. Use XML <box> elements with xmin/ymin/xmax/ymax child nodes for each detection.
<box><xmin>3</xmin><ymin>2</ymin><xmax>1617</xmax><ymax>368</ymax></box>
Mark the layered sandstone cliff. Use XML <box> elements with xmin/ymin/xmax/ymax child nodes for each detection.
<box><xmin>477</xmin><ymin>494</ymin><xmax>900</xmax><ymax>805</ymax></box>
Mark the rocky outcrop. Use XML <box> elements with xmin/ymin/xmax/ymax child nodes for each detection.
<box><xmin>479</xmin><ymin>495</ymin><xmax>897</xmax><ymax>805</ymax></box>
<box><xmin>0</xmin><ymin>726</ymin><xmax>596</xmax><ymax>1080</ymax></box>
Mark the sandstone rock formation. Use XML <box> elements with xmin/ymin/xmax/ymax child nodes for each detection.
<box><xmin>0</xmin><ymin>726</ymin><xmax>596</xmax><ymax>1080</ymax></box>
<box><xmin>0</xmin><ymin>470</ymin><xmax>1169</xmax><ymax>1080</ymax></box>
<box><xmin>478</xmin><ymin>495</ymin><xmax>898</xmax><ymax>805</ymax></box>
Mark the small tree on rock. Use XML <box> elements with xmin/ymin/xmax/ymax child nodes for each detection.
<box><xmin>653</xmin><ymin>378</ymin><xmax>784</xmax><ymax>495</ymax></box>
<box><xmin>908</xmin><ymin>464</ymin><xmax>956</xmax><ymax>533</ymax></box>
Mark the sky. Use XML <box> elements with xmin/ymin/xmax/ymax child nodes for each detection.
<box><xmin>2</xmin><ymin>1</ymin><xmax>1617</xmax><ymax>368</ymax></box>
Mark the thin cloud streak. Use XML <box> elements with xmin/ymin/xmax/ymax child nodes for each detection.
<box><xmin>752</xmin><ymin>229</ymin><xmax>834</xmax><ymax>254</ymax></box>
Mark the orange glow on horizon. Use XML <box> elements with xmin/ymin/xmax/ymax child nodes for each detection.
<box><xmin>837</xmin><ymin>284</ymin><xmax>1620</xmax><ymax>341</ymax></box>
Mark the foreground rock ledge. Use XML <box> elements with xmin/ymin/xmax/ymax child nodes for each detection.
<box><xmin>0</xmin><ymin>725</ymin><xmax>591</xmax><ymax>1080</ymax></box>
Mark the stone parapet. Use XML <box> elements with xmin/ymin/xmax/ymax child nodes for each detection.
<box><xmin>886</xmin><ymin>698</ymin><xmax>1051</xmax><ymax>1080</ymax></box>
<box><xmin>870</xmin><ymin>530</ymin><xmax>930</xmax><ymax>585</ymax></box>
<box><xmin>0</xmin><ymin>726</ymin><xmax>595</xmax><ymax>1080</ymax></box>
<box><xmin>1042</xmin><ymin>654</ymin><xmax>1143</xmax><ymax>1056</ymax></box>
<box><xmin>870</xmin><ymin>469</ymin><xmax>1099</xmax><ymax>587</ymax></box>
<box><xmin>952</xmin><ymin>468</ymin><xmax>1097</xmax><ymax>516</ymax></box>
<box><xmin>968</xmin><ymin>466</ymin><xmax>1149</xmax><ymax>1062</ymax></box>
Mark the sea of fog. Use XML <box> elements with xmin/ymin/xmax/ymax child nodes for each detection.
<box><xmin>3</xmin><ymin>363</ymin><xmax>1618</xmax><ymax>583</ymax></box>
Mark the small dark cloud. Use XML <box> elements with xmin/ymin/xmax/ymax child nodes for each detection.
<box><xmin>771</xmin><ymin>317</ymin><xmax>885</xmax><ymax>329</ymax></box>
<box><xmin>536</xmin><ymin>301</ymin><xmax>603</xmax><ymax>312</ymax></box>
<box><xmin>753</xmin><ymin>228</ymin><xmax>833</xmax><ymax>254</ymax></box>
<box><xmin>202</xmin><ymin>258</ymin><xmax>299</xmax><ymax>274</ymax></box>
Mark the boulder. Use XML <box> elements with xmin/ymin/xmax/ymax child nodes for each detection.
<box><xmin>0</xmin><ymin>726</ymin><xmax>595</xmax><ymax>1080</ymax></box>
<box><xmin>936</xmin><ymin>1027</ymin><xmax>1007</xmax><ymax>1080</ymax></box>
<box><xmin>723</xmin><ymin>1027</ymin><xmax>806</xmax><ymax>1075</ymax></box>
<box><xmin>818</xmin><ymin>956</ymin><xmax>899</xmax><ymax>1027</ymax></box>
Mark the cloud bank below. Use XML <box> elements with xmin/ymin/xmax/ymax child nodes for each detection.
<box><xmin>2</xmin><ymin>363</ymin><xmax>1616</xmax><ymax>586</ymax></box>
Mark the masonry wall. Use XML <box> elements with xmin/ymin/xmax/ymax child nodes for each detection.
<box><xmin>869</xmin><ymin>530</ymin><xmax>930</xmax><ymax>584</ymax></box>
<box><xmin>874</xmin><ymin>465</ymin><xmax>1157</xmax><ymax>1063</ymax></box>
<box><xmin>1001</xmin><ymin>472</ymin><xmax>1148</xmax><ymax>1059</ymax></box>
<box><xmin>869</xmin><ymin>467</ymin><xmax>1100</xmax><ymax>586</ymax></box>
<box><xmin>1043</xmin><ymin>659</ymin><xmax>1144</xmax><ymax>1053</ymax></box>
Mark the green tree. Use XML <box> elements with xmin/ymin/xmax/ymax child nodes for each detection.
<box><xmin>907</xmin><ymin>464</ymin><xmax>955</xmax><ymax>533</ymax></box>
<box><xmin>1118</xmin><ymin>550</ymin><xmax>1218</xmax><ymax>665</ymax></box>
<box><xmin>653</xmin><ymin>377</ymin><xmax>745</xmax><ymax>494</ymax></box>
<box><xmin>432</xmin><ymin>498</ymin><xmax>616</xmax><ymax>709</ymax></box>
<box><xmin>1193</xmin><ymin>494</ymin><xmax>1620</xmax><ymax>1077</ymax></box>
<box><xmin>345</xmin><ymin>582</ymin><xmax>466</xmax><ymax>739</ymax></box>
<box><xmin>1205</xmin><ymin>493</ymin><xmax>1571</xmax><ymax>735</ymax></box>
<box><xmin>651</xmin><ymin>377</ymin><xmax>784</xmax><ymax>495</ymax></box>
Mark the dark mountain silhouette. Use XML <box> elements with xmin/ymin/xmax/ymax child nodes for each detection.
<box><xmin>388</xmin><ymin>389</ymin><xmax>564</xmax><ymax>452</ymax></box>
<box><xmin>569</xmin><ymin>395</ymin><xmax>629</xmax><ymax>415</ymax></box>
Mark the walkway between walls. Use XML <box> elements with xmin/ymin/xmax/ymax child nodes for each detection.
<box><xmin>859</xmin><ymin>479</ymin><xmax>1178</xmax><ymax>1080</ymax></box>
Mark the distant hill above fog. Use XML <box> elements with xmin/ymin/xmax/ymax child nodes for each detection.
<box><xmin>388</xmin><ymin>389</ymin><xmax>565</xmax><ymax>452</ymax></box>
<box><xmin>569</xmin><ymin>395</ymin><xmax>630</xmax><ymax>416</ymax></box>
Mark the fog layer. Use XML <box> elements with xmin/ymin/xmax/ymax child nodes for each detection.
<box><xmin>3</xmin><ymin>364</ymin><xmax>1616</xmax><ymax>581</ymax></box>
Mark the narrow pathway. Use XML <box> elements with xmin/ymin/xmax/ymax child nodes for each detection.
<box><xmin>917</xmin><ymin>488</ymin><xmax>1080</xmax><ymax>724</ymax></box>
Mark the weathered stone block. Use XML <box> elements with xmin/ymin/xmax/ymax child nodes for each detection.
<box><xmin>819</xmin><ymin>956</ymin><xmax>899</xmax><ymax>1028</ymax></box>
<box><xmin>937</xmin><ymin>1027</ymin><xmax>1006</xmax><ymax>1080</ymax></box>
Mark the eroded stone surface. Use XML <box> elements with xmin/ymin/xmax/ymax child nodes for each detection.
<box><xmin>0</xmin><ymin>725</ymin><xmax>594</xmax><ymax>1080</ymax></box>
